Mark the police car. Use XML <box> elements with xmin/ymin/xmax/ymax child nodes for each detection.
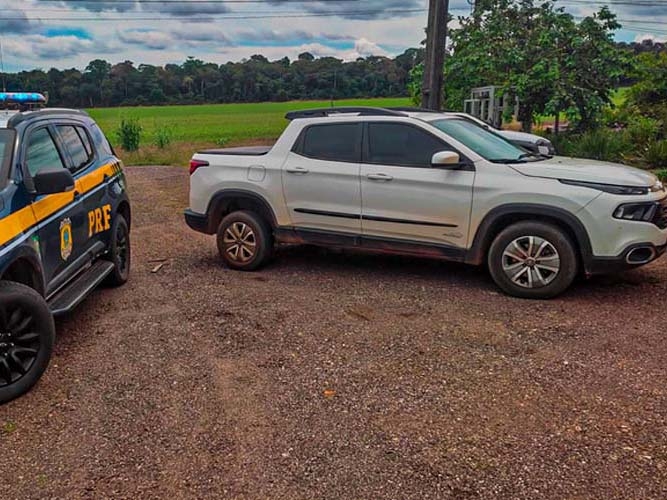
<box><xmin>0</xmin><ymin>92</ymin><xmax>131</xmax><ymax>404</ymax></box>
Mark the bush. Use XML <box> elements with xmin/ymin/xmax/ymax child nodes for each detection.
<box><xmin>115</xmin><ymin>118</ymin><xmax>142</xmax><ymax>152</ymax></box>
<box><xmin>217</xmin><ymin>137</ymin><xmax>230</xmax><ymax>147</ymax></box>
<box><xmin>655</xmin><ymin>168</ymin><xmax>667</xmax><ymax>182</ymax></box>
<box><xmin>641</xmin><ymin>140</ymin><xmax>667</xmax><ymax>169</ymax></box>
<box><xmin>154</xmin><ymin>125</ymin><xmax>173</xmax><ymax>149</ymax></box>
<box><xmin>625</xmin><ymin>116</ymin><xmax>662</xmax><ymax>146</ymax></box>
<box><xmin>565</xmin><ymin>129</ymin><xmax>633</xmax><ymax>163</ymax></box>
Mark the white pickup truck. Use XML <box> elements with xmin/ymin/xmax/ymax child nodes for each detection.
<box><xmin>185</xmin><ymin>107</ymin><xmax>666</xmax><ymax>299</ymax></box>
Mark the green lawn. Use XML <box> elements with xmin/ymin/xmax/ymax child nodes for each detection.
<box><xmin>87</xmin><ymin>97</ymin><xmax>411</xmax><ymax>165</ymax></box>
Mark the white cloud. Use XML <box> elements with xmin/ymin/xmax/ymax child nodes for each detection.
<box><xmin>0</xmin><ymin>0</ymin><xmax>662</xmax><ymax>70</ymax></box>
<box><xmin>118</xmin><ymin>30</ymin><xmax>174</xmax><ymax>50</ymax></box>
<box><xmin>634</xmin><ymin>33</ymin><xmax>667</xmax><ymax>44</ymax></box>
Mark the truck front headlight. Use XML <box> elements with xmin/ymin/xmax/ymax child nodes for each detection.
<box><xmin>613</xmin><ymin>202</ymin><xmax>658</xmax><ymax>222</ymax></box>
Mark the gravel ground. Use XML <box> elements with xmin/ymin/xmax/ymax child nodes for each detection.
<box><xmin>1</xmin><ymin>165</ymin><xmax>667</xmax><ymax>499</ymax></box>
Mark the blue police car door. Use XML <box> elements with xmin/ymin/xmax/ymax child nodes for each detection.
<box><xmin>24</xmin><ymin>125</ymin><xmax>89</xmax><ymax>295</ymax></box>
<box><xmin>56</xmin><ymin>123</ymin><xmax>113</xmax><ymax>251</ymax></box>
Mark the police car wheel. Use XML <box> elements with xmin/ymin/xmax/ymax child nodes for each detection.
<box><xmin>105</xmin><ymin>214</ymin><xmax>131</xmax><ymax>287</ymax></box>
<box><xmin>0</xmin><ymin>281</ymin><xmax>55</xmax><ymax>405</ymax></box>
<box><xmin>217</xmin><ymin>210</ymin><xmax>273</xmax><ymax>271</ymax></box>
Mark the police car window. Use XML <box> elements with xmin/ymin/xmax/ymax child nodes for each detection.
<box><xmin>26</xmin><ymin>128</ymin><xmax>65</xmax><ymax>176</ymax></box>
<box><xmin>89</xmin><ymin>123</ymin><xmax>114</xmax><ymax>156</ymax></box>
<box><xmin>57</xmin><ymin>125</ymin><xmax>92</xmax><ymax>171</ymax></box>
<box><xmin>0</xmin><ymin>130</ymin><xmax>15</xmax><ymax>185</ymax></box>
<box><xmin>75</xmin><ymin>126</ymin><xmax>94</xmax><ymax>158</ymax></box>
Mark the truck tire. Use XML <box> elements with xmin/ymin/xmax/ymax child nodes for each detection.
<box><xmin>0</xmin><ymin>281</ymin><xmax>55</xmax><ymax>404</ymax></box>
<box><xmin>104</xmin><ymin>214</ymin><xmax>131</xmax><ymax>287</ymax></box>
<box><xmin>217</xmin><ymin>210</ymin><xmax>273</xmax><ymax>271</ymax></box>
<box><xmin>487</xmin><ymin>221</ymin><xmax>578</xmax><ymax>299</ymax></box>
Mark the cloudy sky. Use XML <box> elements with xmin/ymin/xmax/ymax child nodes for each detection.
<box><xmin>0</xmin><ymin>0</ymin><xmax>665</xmax><ymax>71</ymax></box>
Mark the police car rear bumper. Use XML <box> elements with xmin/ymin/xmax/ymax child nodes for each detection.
<box><xmin>184</xmin><ymin>209</ymin><xmax>212</xmax><ymax>234</ymax></box>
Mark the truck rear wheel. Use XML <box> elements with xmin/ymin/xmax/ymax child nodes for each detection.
<box><xmin>0</xmin><ymin>281</ymin><xmax>55</xmax><ymax>404</ymax></box>
<box><xmin>487</xmin><ymin>221</ymin><xmax>578</xmax><ymax>299</ymax></box>
<box><xmin>217</xmin><ymin>210</ymin><xmax>273</xmax><ymax>271</ymax></box>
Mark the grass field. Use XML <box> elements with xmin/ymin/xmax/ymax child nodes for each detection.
<box><xmin>87</xmin><ymin>97</ymin><xmax>412</xmax><ymax>165</ymax></box>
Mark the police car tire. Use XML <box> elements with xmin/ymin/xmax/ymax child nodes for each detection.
<box><xmin>0</xmin><ymin>281</ymin><xmax>55</xmax><ymax>405</ymax></box>
<box><xmin>104</xmin><ymin>214</ymin><xmax>131</xmax><ymax>287</ymax></box>
<box><xmin>217</xmin><ymin>210</ymin><xmax>273</xmax><ymax>271</ymax></box>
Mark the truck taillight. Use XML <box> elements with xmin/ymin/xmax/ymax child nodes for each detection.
<box><xmin>189</xmin><ymin>159</ymin><xmax>209</xmax><ymax>175</ymax></box>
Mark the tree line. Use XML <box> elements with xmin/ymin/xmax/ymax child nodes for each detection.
<box><xmin>0</xmin><ymin>49</ymin><xmax>423</xmax><ymax>108</ymax></box>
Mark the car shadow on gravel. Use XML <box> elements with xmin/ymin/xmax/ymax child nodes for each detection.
<box><xmin>272</xmin><ymin>243</ymin><xmax>491</xmax><ymax>284</ymax></box>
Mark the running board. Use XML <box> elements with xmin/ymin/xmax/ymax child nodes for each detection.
<box><xmin>48</xmin><ymin>260</ymin><xmax>114</xmax><ymax>316</ymax></box>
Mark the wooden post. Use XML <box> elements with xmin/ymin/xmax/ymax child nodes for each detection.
<box><xmin>421</xmin><ymin>0</ymin><xmax>449</xmax><ymax>110</ymax></box>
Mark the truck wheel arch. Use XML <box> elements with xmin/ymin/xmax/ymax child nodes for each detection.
<box><xmin>207</xmin><ymin>189</ymin><xmax>278</xmax><ymax>233</ymax></box>
<box><xmin>466</xmin><ymin>204</ymin><xmax>593</xmax><ymax>273</ymax></box>
<box><xmin>116</xmin><ymin>200</ymin><xmax>131</xmax><ymax>231</ymax></box>
<box><xmin>0</xmin><ymin>251</ymin><xmax>45</xmax><ymax>297</ymax></box>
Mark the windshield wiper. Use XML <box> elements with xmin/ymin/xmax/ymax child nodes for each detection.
<box><xmin>489</xmin><ymin>158</ymin><xmax>528</xmax><ymax>164</ymax></box>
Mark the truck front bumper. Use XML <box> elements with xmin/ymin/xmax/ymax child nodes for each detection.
<box><xmin>588</xmin><ymin>242</ymin><xmax>666</xmax><ymax>275</ymax></box>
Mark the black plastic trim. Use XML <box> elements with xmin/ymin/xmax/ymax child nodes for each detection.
<box><xmin>294</xmin><ymin>208</ymin><xmax>360</xmax><ymax>220</ymax></box>
<box><xmin>363</xmin><ymin>214</ymin><xmax>458</xmax><ymax>227</ymax></box>
<box><xmin>466</xmin><ymin>203</ymin><xmax>594</xmax><ymax>271</ymax></box>
<box><xmin>286</xmin><ymin>107</ymin><xmax>406</xmax><ymax>121</ymax></box>
<box><xmin>274</xmin><ymin>226</ymin><xmax>466</xmax><ymax>261</ymax></box>
<box><xmin>203</xmin><ymin>189</ymin><xmax>279</xmax><ymax>232</ymax></box>
<box><xmin>184</xmin><ymin>209</ymin><xmax>210</xmax><ymax>233</ymax></box>
<box><xmin>294</xmin><ymin>208</ymin><xmax>458</xmax><ymax>227</ymax></box>
<box><xmin>588</xmin><ymin>242</ymin><xmax>666</xmax><ymax>275</ymax></box>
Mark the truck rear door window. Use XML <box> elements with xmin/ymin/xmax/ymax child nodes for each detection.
<box><xmin>301</xmin><ymin>123</ymin><xmax>360</xmax><ymax>163</ymax></box>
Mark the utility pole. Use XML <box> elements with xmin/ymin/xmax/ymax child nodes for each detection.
<box><xmin>421</xmin><ymin>0</ymin><xmax>449</xmax><ymax>110</ymax></box>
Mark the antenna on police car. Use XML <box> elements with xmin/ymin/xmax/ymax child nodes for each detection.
<box><xmin>0</xmin><ymin>38</ymin><xmax>6</xmax><ymax>92</ymax></box>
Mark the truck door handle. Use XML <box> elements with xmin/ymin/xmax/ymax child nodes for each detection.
<box><xmin>286</xmin><ymin>166</ymin><xmax>309</xmax><ymax>174</ymax></box>
<box><xmin>367</xmin><ymin>173</ymin><xmax>393</xmax><ymax>181</ymax></box>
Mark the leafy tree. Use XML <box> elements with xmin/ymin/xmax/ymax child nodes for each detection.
<box><xmin>412</xmin><ymin>0</ymin><xmax>626</xmax><ymax>131</ymax></box>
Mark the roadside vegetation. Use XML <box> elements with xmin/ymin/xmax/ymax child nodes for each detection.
<box><xmin>87</xmin><ymin>98</ymin><xmax>411</xmax><ymax>165</ymax></box>
<box><xmin>409</xmin><ymin>0</ymin><xmax>667</xmax><ymax>173</ymax></box>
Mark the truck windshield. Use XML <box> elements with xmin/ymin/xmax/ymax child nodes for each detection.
<box><xmin>0</xmin><ymin>129</ymin><xmax>16</xmax><ymax>187</ymax></box>
<box><xmin>430</xmin><ymin>118</ymin><xmax>540</xmax><ymax>163</ymax></box>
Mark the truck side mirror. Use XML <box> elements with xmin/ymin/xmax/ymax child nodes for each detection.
<box><xmin>431</xmin><ymin>151</ymin><xmax>461</xmax><ymax>169</ymax></box>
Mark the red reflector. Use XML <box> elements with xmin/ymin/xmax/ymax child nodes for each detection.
<box><xmin>189</xmin><ymin>159</ymin><xmax>209</xmax><ymax>175</ymax></box>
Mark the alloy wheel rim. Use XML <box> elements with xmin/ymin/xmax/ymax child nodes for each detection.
<box><xmin>116</xmin><ymin>225</ymin><xmax>129</xmax><ymax>275</ymax></box>
<box><xmin>501</xmin><ymin>235</ymin><xmax>560</xmax><ymax>289</ymax></box>
<box><xmin>223</xmin><ymin>222</ymin><xmax>257</xmax><ymax>263</ymax></box>
<box><xmin>0</xmin><ymin>304</ymin><xmax>40</xmax><ymax>387</ymax></box>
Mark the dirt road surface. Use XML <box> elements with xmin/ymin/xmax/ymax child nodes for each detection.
<box><xmin>1</xmin><ymin>166</ymin><xmax>667</xmax><ymax>499</ymax></box>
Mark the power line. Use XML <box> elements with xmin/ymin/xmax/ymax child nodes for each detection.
<box><xmin>0</xmin><ymin>8</ymin><xmax>428</xmax><ymax>21</ymax></box>
<box><xmin>36</xmin><ymin>0</ymin><xmax>363</xmax><ymax>2</ymax></box>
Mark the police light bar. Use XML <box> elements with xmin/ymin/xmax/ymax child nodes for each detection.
<box><xmin>0</xmin><ymin>92</ymin><xmax>47</xmax><ymax>104</ymax></box>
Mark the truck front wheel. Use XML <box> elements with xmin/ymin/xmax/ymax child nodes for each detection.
<box><xmin>0</xmin><ymin>281</ymin><xmax>55</xmax><ymax>404</ymax></box>
<box><xmin>217</xmin><ymin>210</ymin><xmax>273</xmax><ymax>271</ymax></box>
<box><xmin>487</xmin><ymin>221</ymin><xmax>578</xmax><ymax>299</ymax></box>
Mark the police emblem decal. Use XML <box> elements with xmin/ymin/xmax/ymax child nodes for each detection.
<box><xmin>60</xmin><ymin>218</ymin><xmax>73</xmax><ymax>261</ymax></box>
